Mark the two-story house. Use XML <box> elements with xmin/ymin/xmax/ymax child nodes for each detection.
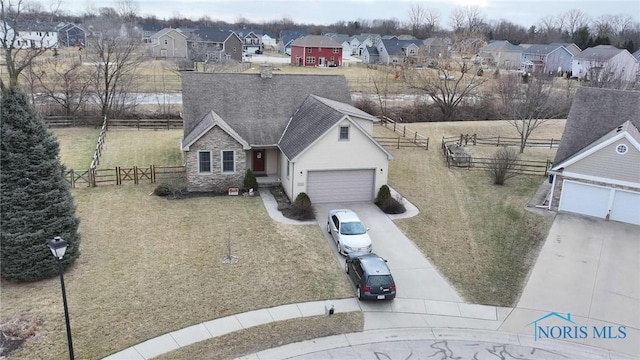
<box><xmin>479</xmin><ymin>40</ymin><xmax>523</xmax><ymax>69</ymax></box>
<box><xmin>572</xmin><ymin>45</ymin><xmax>638</xmax><ymax>82</ymax></box>
<box><xmin>0</xmin><ymin>20</ymin><xmax>59</xmax><ymax>49</ymax></box>
<box><xmin>138</xmin><ymin>23</ymin><xmax>163</xmax><ymax>43</ymax></box>
<box><xmin>279</xmin><ymin>30</ymin><xmax>307</xmax><ymax>55</ymax></box>
<box><xmin>150</xmin><ymin>28</ymin><xmax>188</xmax><ymax>58</ymax></box>
<box><xmin>420</xmin><ymin>37</ymin><xmax>450</xmax><ymax>59</ymax></box>
<box><xmin>521</xmin><ymin>44</ymin><xmax>574</xmax><ymax>74</ymax></box>
<box><xmin>188</xmin><ymin>28</ymin><xmax>243</xmax><ymax>63</ymax></box>
<box><xmin>290</xmin><ymin>35</ymin><xmax>342</xmax><ymax>67</ymax></box>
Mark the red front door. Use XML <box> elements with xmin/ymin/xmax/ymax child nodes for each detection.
<box><xmin>253</xmin><ymin>150</ymin><xmax>265</xmax><ymax>172</ymax></box>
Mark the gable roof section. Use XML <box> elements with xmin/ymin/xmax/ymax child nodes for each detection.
<box><xmin>574</xmin><ymin>45</ymin><xmax>624</xmax><ymax>61</ymax></box>
<box><xmin>552</xmin><ymin>87</ymin><xmax>640</xmax><ymax>168</ymax></box>
<box><xmin>632</xmin><ymin>49</ymin><xmax>640</xmax><ymax>61</ymax></box>
<box><xmin>365</xmin><ymin>46</ymin><xmax>379</xmax><ymax>55</ymax></box>
<box><xmin>291</xmin><ymin>35</ymin><xmax>341</xmax><ymax>48</ymax></box>
<box><xmin>280</xmin><ymin>30</ymin><xmax>307</xmax><ymax>46</ymax></box>
<box><xmin>181</xmin><ymin>72</ymin><xmax>352</xmax><ymax>147</ymax></box>
<box><xmin>152</xmin><ymin>27</ymin><xmax>186</xmax><ymax>40</ymax></box>
<box><xmin>483</xmin><ymin>40</ymin><xmax>522</xmax><ymax>52</ymax></box>
<box><xmin>522</xmin><ymin>44</ymin><xmax>563</xmax><ymax>55</ymax></box>
<box><xmin>192</xmin><ymin>28</ymin><xmax>236</xmax><ymax>43</ymax></box>
<box><xmin>380</xmin><ymin>39</ymin><xmax>421</xmax><ymax>55</ymax></box>
<box><xmin>279</xmin><ymin>95</ymin><xmax>392</xmax><ymax>161</ymax></box>
<box><xmin>182</xmin><ymin>111</ymin><xmax>250</xmax><ymax>151</ymax></box>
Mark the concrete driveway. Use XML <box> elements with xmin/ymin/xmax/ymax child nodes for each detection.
<box><xmin>500</xmin><ymin>213</ymin><xmax>640</xmax><ymax>356</ymax></box>
<box><xmin>314</xmin><ymin>202</ymin><xmax>461</xmax><ymax>303</ymax></box>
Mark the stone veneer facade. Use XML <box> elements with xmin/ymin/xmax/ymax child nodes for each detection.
<box><xmin>185</xmin><ymin>126</ymin><xmax>246</xmax><ymax>192</ymax></box>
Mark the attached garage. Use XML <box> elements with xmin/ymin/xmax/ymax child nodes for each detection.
<box><xmin>307</xmin><ymin>169</ymin><xmax>375</xmax><ymax>203</ymax></box>
<box><xmin>559</xmin><ymin>181</ymin><xmax>640</xmax><ymax>225</ymax></box>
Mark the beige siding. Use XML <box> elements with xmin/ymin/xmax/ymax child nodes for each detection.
<box><xmin>265</xmin><ymin>149</ymin><xmax>278</xmax><ymax>174</ymax></box>
<box><xmin>292</xmin><ymin>118</ymin><xmax>388</xmax><ymax>200</ymax></box>
<box><xmin>566</xmin><ymin>139</ymin><xmax>640</xmax><ymax>183</ymax></box>
<box><xmin>185</xmin><ymin>127</ymin><xmax>246</xmax><ymax>192</ymax></box>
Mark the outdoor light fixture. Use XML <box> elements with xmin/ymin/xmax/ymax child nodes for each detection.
<box><xmin>47</xmin><ymin>236</ymin><xmax>75</xmax><ymax>360</ymax></box>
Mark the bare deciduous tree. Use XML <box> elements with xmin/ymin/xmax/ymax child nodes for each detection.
<box><xmin>564</xmin><ymin>9</ymin><xmax>590</xmax><ymax>37</ymax></box>
<box><xmin>0</xmin><ymin>0</ymin><xmax>60</xmax><ymax>88</ymax></box>
<box><xmin>84</xmin><ymin>2</ymin><xmax>143</xmax><ymax>118</ymax></box>
<box><xmin>408</xmin><ymin>3</ymin><xmax>426</xmax><ymax>37</ymax></box>
<box><xmin>486</xmin><ymin>147</ymin><xmax>522</xmax><ymax>185</ymax></box>
<box><xmin>32</xmin><ymin>58</ymin><xmax>92</xmax><ymax>117</ymax></box>
<box><xmin>404</xmin><ymin>57</ymin><xmax>486</xmax><ymax>121</ymax></box>
<box><xmin>495</xmin><ymin>75</ymin><xmax>561</xmax><ymax>153</ymax></box>
<box><xmin>368</xmin><ymin>66</ymin><xmax>393</xmax><ymax>117</ymax></box>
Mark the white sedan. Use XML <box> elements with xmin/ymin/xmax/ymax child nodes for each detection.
<box><xmin>327</xmin><ymin>209</ymin><xmax>372</xmax><ymax>256</ymax></box>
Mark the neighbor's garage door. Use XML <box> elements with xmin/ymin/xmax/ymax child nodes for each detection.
<box><xmin>559</xmin><ymin>181</ymin><xmax>640</xmax><ymax>225</ymax></box>
<box><xmin>307</xmin><ymin>169</ymin><xmax>375</xmax><ymax>203</ymax></box>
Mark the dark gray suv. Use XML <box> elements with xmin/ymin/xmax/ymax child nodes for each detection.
<box><xmin>345</xmin><ymin>252</ymin><xmax>396</xmax><ymax>300</ymax></box>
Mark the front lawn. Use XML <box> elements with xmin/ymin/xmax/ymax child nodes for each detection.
<box><xmin>1</xmin><ymin>185</ymin><xmax>352</xmax><ymax>359</ymax></box>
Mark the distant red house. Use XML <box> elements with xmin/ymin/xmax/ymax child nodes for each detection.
<box><xmin>290</xmin><ymin>35</ymin><xmax>343</xmax><ymax>67</ymax></box>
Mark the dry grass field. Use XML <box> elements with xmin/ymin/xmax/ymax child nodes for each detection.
<box><xmin>94</xmin><ymin>129</ymin><xmax>184</xmax><ymax>168</ymax></box>
<box><xmin>374</xmin><ymin>120</ymin><xmax>566</xmax><ymax>305</ymax></box>
<box><xmin>52</xmin><ymin>127</ymin><xmax>102</xmax><ymax>169</ymax></box>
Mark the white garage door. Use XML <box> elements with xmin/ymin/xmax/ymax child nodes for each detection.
<box><xmin>610</xmin><ymin>189</ymin><xmax>640</xmax><ymax>225</ymax></box>
<box><xmin>559</xmin><ymin>181</ymin><xmax>640</xmax><ymax>225</ymax></box>
<box><xmin>307</xmin><ymin>169</ymin><xmax>375</xmax><ymax>203</ymax></box>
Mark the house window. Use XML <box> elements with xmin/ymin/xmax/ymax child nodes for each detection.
<box><xmin>307</xmin><ymin>47</ymin><xmax>312</xmax><ymax>53</ymax></box>
<box><xmin>164</xmin><ymin>39</ymin><xmax>168</xmax><ymax>45</ymax></box>
<box><xmin>333</xmin><ymin>48</ymin><xmax>339</xmax><ymax>53</ymax></box>
<box><xmin>286</xmin><ymin>160</ymin><xmax>290</xmax><ymax>178</ymax></box>
<box><xmin>306</xmin><ymin>56</ymin><xmax>315</xmax><ymax>63</ymax></box>
<box><xmin>339</xmin><ymin>126</ymin><xmax>349</xmax><ymax>140</ymax></box>
<box><xmin>233</xmin><ymin>47</ymin><xmax>236</xmax><ymax>53</ymax></box>
<box><xmin>616</xmin><ymin>144</ymin><xmax>628</xmax><ymax>154</ymax></box>
<box><xmin>198</xmin><ymin>151</ymin><xmax>212</xmax><ymax>174</ymax></box>
<box><xmin>221</xmin><ymin>150</ymin><xmax>235</xmax><ymax>172</ymax></box>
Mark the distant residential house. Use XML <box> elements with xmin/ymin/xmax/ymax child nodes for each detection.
<box><xmin>633</xmin><ymin>49</ymin><xmax>640</xmax><ymax>80</ymax></box>
<box><xmin>0</xmin><ymin>20</ymin><xmax>58</xmax><ymax>49</ymax></box>
<box><xmin>420</xmin><ymin>37</ymin><xmax>449</xmax><ymax>58</ymax></box>
<box><xmin>325</xmin><ymin>33</ymin><xmax>351</xmax><ymax>57</ymax></box>
<box><xmin>138</xmin><ymin>23</ymin><xmax>163</xmax><ymax>43</ymax></box>
<box><xmin>57</xmin><ymin>23</ymin><xmax>85</xmax><ymax>47</ymax></box>
<box><xmin>479</xmin><ymin>40</ymin><xmax>523</xmax><ymax>69</ymax></box>
<box><xmin>550</xmin><ymin>42</ymin><xmax>582</xmax><ymax>57</ymax></box>
<box><xmin>245</xmin><ymin>29</ymin><xmax>276</xmax><ymax>47</ymax></box>
<box><xmin>279</xmin><ymin>30</ymin><xmax>306</xmax><ymax>55</ymax></box>
<box><xmin>349</xmin><ymin>35</ymin><xmax>373</xmax><ymax>56</ymax></box>
<box><xmin>572</xmin><ymin>45</ymin><xmax>638</xmax><ymax>82</ymax></box>
<box><xmin>521</xmin><ymin>44</ymin><xmax>573</xmax><ymax>74</ymax></box>
<box><xmin>188</xmin><ymin>28</ymin><xmax>243</xmax><ymax>63</ymax></box>
<box><xmin>234</xmin><ymin>30</ymin><xmax>262</xmax><ymax>53</ymax></box>
<box><xmin>397</xmin><ymin>34</ymin><xmax>416</xmax><ymax>40</ymax></box>
<box><xmin>362</xmin><ymin>46</ymin><xmax>379</xmax><ymax>64</ymax></box>
<box><xmin>450</xmin><ymin>38</ymin><xmax>486</xmax><ymax>57</ymax></box>
<box><xmin>150</xmin><ymin>28</ymin><xmax>188</xmax><ymax>58</ymax></box>
<box><xmin>290</xmin><ymin>35</ymin><xmax>342</xmax><ymax>67</ymax></box>
<box><xmin>549</xmin><ymin>87</ymin><xmax>640</xmax><ymax>226</ymax></box>
<box><xmin>377</xmin><ymin>39</ymin><xmax>421</xmax><ymax>65</ymax></box>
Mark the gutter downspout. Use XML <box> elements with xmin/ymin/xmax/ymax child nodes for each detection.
<box><xmin>291</xmin><ymin>162</ymin><xmax>295</xmax><ymax>201</ymax></box>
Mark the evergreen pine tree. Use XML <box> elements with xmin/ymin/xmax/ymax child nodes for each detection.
<box><xmin>1</xmin><ymin>87</ymin><xmax>81</xmax><ymax>282</ymax></box>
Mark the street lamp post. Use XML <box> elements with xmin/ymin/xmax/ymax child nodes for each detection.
<box><xmin>47</xmin><ymin>236</ymin><xmax>75</xmax><ymax>360</ymax></box>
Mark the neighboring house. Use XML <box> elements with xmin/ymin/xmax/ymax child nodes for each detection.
<box><xmin>362</xmin><ymin>46</ymin><xmax>379</xmax><ymax>64</ymax></box>
<box><xmin>325</xmin><ymin>33</ymin><xmax>351</xmax><ymax>56</ymax></box>
<box><xmin>571</xmin><ymin>45</ymin><xmax>638</xmax><ymax>82</ymax></box>
<box><xmin>150</xmin><ymin>28</ymin><xmax>188</xmax><ymax>58</ymax></box>
<box><xmin>633</xmin><ymin>49</ymin><xmax>640</xmax><ymax>80</ymax></box>
<box><xmin>180</xmin><ymin>66</ymin><xmax>392</xmax><ymax>203</ymax></box>
<box><xmin>479</xmin><ymin>40</ymin><xmax>523</xmax><ymax>69</ymax></box>
<box><xmin>420</xmin><ymin>37</ymin><xmax>449</xmax><ymax>58</ymax></box>
<box><xmin>549</xmin><ymin>87</ymin><xmax>640</xmax><ymax>226</ymax></box>
<box><xmin>550</xmin><ymin>42</ymin><xmax>582</xmax><ymax>57</ymax></box>
<box><xmin>278</xmin><ymin>30</ymin><xmax>306</xmax><ymax>54</ymax></box>
<box><xmin>350</xmin><ymin>34</ymin><xmax>374</xmax><ymax>56</ymax></box>
<box><xmin>0</xmin><ymin>20</ymin><xmax>58</xmax><ymax>49</ymax></box>
<box><xmin>138</xmin><ymin>23</ymin><xmax>163</xmax><ymax>43</ymax></box>
<box><xmin>188</xmin><ymin>28</ymin><xmax>243</xmax><ymax>63</ymax></box>
<box><xmin>521</xmin><ymin>44</ymin><xmax>573</xmax><ymax>74</ymax></box>
<box><xmin>234</xmin><ymin>30</ymin><xmax>262</xmax><ymax>53</ymax></box>
<box><xmin>57</xmin><ymin>23</ymin><xmax>86</xmax><ymax>47</ymax></box>
<box><xmin>290</xmin><ymin>35</ymin><xmax>342</xmax><ymax>67</ymax></box>
<box><xmin>259</xmin><ymin>30</ymin><xmax>277</xmax><ymax>46</ymax></box>
<box><xmin>377</xmin><ymin>39</ymin><xmax>421</xmax><ymax>65</ymax></box>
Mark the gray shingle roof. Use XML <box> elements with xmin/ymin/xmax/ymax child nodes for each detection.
<box><xmin>553</xmin><ymin>87</ymin><xmax>640</xmax><ymax>166</ymax></box>
<box><xmin>291</xmin><ymin>35</ymin><xmax>342</xmax><ymax>48</ymax></box>
<box><xmin>279</xmin><ymin>95</ymin><xmax>386</xmax><ymax>160</ymax></box>
<box><xmin>181</xmin><ymin>72</ymin><xmax>352</xmax><ymax>146</ymax></box>
<box><xmin>380</xmin><ymin>39</ymin><xmax>421</xmax><ymax>55</ymax></box>
<box><xmin>279</xmin><ymin>30</ymin><xmax>307</xmax><ymax>46</ymax></box>
<box><xmin>483</xmin><ymin>40</ymin><xmax>523</xmax><ymax>52</ymax></box>
<box><xmin>574</xmin><ymin>45</ymin><xmax>624</xmax><ymax>61</ymax></box>
<box><xmin>632</xmin><ymin>49</ymin><xmax>640</xmax><ymax>60</ymax></box>
<box><xmin>192</xmin><ymin>28</ymin><xmax>236</xmax><ymax>43</ymax></box>
<box><xmin>522</xmin><ymin>44</ymin><xmax>562</xmax><ymax>55</ymax></box>
<box><xmin>365</xmin><ymin>46</ymin><xmax>379</xmax><ymax>55</ymax></box>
